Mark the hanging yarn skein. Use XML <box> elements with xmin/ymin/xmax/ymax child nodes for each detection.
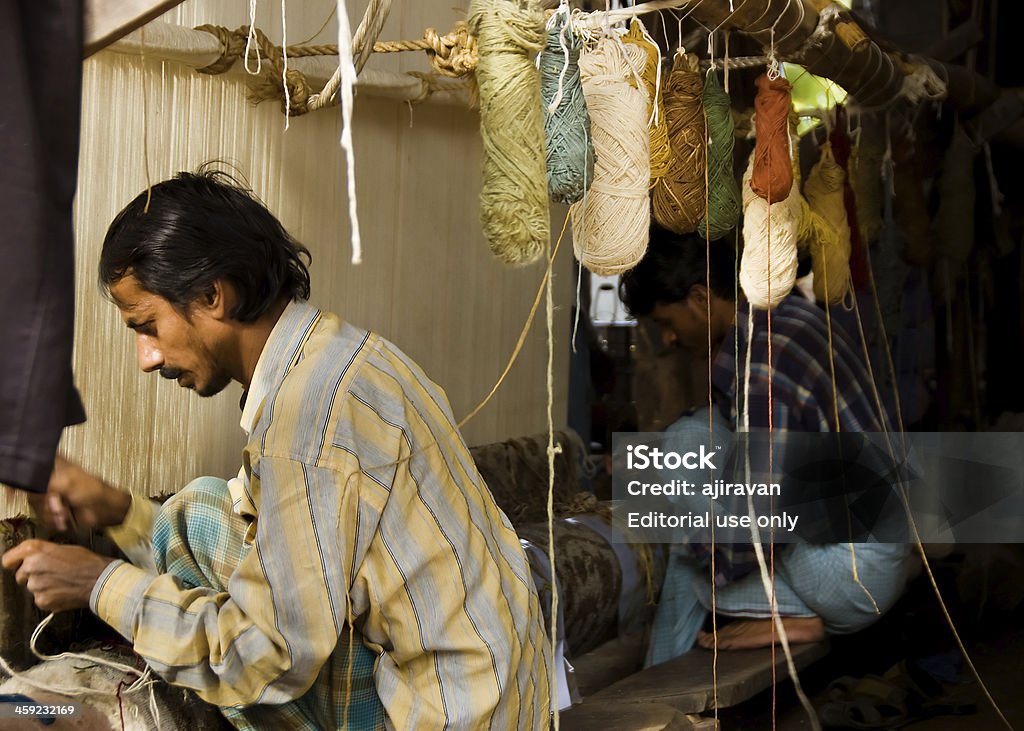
<box><xmin>893</xmin><ymin>151</ymin><xmax>934</xmax><ymax>267</ymax></box>
<box><xmin>623</xmin><ymin>19</ymin><xmax>671</xmax><ymax>186</ymax></box>
<box><xmin>652</xmin><ymin>53</ymin><xmax>706</xmax><ymax>235</ymax></box>
<box><xmin>750</xmin><ymin>74</ymin><xmax>794</xmax><ymax>203</ymax></box>
<box><xmin>468</xmin><ymin>0</ymin><xmax>549</xmax><ymax>265</ymax></box>
<box><xmin>698</xmin><ymin>71</ymin><xmax>741</xmax><ymax>241</ymax></box>
<box><xmin>804</xmin><ymin>142</ymin><xmax>853</xmax><ymax>304</ymax></box>
<box><xmin>740</xmin><ymin>150</ymin><xmax>800</xmax><ymax>309</ymax></box>
<box><xmin>849</xmin><ymin>116</ymin><xmax>885</xmax><ymax>246</ymax></box>
<box><xmin>830</xmin><ymin>107</ymin><xmax>870</xmax><ymax>290</ymax></box>
<box><xmin>570</xmin><ymin>38</ymin><xmax>650</xmax><ymax>275</ymax></box>
<box><xmin>540</xmin><ymin>10</ymin><xmax>594</xmax><ymax>205</ymax></box>
<box><xmin>874</xmin><ymin>155</ymin><xmax>910</xmax><ymax>337</ymax></box>
<box><xmin>935</xmin><ymin>124</ymin><xmax>978</xmax><ymax>267</ymax></box>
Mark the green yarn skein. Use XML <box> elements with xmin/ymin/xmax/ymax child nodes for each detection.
<box><xmin>697</xmin><ymin>72</ymin><xmax>741</xmax><ymax>241</ymax></box>
<box><xmin>539</xmin><ymin>16</ymin><xmax>595</xmax><ymax>205</ymax></box>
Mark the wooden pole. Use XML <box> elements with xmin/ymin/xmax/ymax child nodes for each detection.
<box><xmin>84</xmin><ymin>0</ymin><xmax>188</xmax><ymax>57</ymax></box>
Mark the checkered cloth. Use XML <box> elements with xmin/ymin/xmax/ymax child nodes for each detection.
<box><xmin>152</xmin><ymin>477</ymin><xmax>385</xmax><ymax>730</ymax></box>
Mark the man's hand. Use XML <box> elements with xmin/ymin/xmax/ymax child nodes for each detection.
<box><xmin>1</xmin><ymin>540</ymin><xmax>114</xmax><ymax>612</ymax></box>
<box><xmin>29</xmin><ymin>457</ymin><xmax>132</xmax><ymax>532</ymax></box>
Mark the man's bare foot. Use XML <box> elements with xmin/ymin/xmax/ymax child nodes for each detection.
<box><xmin>696</xmin><ymin>616</ymin><xmax>825</xmax><ymax>650</ymax></box>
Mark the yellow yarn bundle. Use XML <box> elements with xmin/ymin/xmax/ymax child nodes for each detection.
<box><xmin>622</xmin><ymin>20</ymin><xmax>671</xmax><ymax>185</ymax></box>
<box><xmin>803</xmin><ymin>143</ymin><xmax>852</xmax><ymax>304</ymax></box>
<box><xmin>468</xmin><ymin>0</ymin><xmax>549</xmax><ymax>265</ymax></box>
<box><xmin>569</xmin><ymin>38</ymin><xmax>651</xmax><ymax>275</ymax></box>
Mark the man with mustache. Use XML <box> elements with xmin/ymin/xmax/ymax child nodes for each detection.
<box><xmin>3</xmin><ymin>168</ymin><xmax>551</xmax><ymax>730</ymax></box>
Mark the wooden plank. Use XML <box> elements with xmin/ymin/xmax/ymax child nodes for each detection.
<box><xmin>589</xmin><ymin>641</ymin><xmax>829</xmax><ymax>714</ymax></box>
<box><xmin>573</xmin><ymin>634</ymin><xmax>647</xmax><ymax>698</ymax></box>
<box><xmin>84</xmin><ymin>0</ymin><xmax>187</xmax><ymax>57</ymax></box>
<box><xmin>561</xmin><ymin>702</ymin><xmax>694</xmax><ymax>731</ymax></box>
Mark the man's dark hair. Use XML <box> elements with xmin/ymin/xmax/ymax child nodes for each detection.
<box><xmin>619</xmin><ymin>225</ymin><xmax>737</xmax><ymax>317</ymax></box>
<box><xmin>99</xmin><ymin>166</ymin><xmax>311</xmax><ymax>322</ymax></box>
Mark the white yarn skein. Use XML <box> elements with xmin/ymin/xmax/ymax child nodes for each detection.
<box><xmin>570</xmin><ymin>38</ymin><xmax>651</xmax><ymax>276</ymax></box>
<box><xmin>740</xmin><ymin>151</ymin><xmax>800</xmax><ymax>309</ymax></box>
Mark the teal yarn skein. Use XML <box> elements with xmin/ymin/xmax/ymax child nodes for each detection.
<box><xmin>698</xmin><ymin>72</ymin><xmax>740</xmax><ymax>241</ymax></box>
<box><xmin>539</xmin><ymin>14</ymin><xmax>594</xmax><ymax>205</ymax></box>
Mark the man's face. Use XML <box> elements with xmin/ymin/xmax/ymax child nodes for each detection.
<box><xmin>651</xmin><ymin>295</ymin><xmax>711</xmax><ymax>354</ymax></box>
<box><xmin>109</xmin><ymin>275</ymin><xmax>233</xmax><ymax>397</ymax></box>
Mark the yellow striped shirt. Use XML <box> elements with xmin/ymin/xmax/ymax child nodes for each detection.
<box><xmin>92</xmin><ymin>301</ymin><xmax>551</xmax><ymax>729</ymax></box>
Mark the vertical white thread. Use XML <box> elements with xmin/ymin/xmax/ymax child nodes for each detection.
<box><xmin>336</xmin><ymin>0</ymin><xmax>363</xmax><ymax>264</ymax></box>
<box><xmin>282</xmin><ymin>0</ymin><xmax>291</xmax><ymax>130</ymax></box>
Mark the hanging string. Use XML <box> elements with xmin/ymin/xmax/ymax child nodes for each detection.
<box><xmin>540</xmin><ymin>6</ymin><xmax>594</xmax><ymax>205</ymax></box>
<box><xmin>139</xmin><ymin>27</ymin><xmax>153</xmax><ymax>214</ymax></box>
<box><xmin>622</xmin><ymin>19</ymin><xmax>671</xmax><ymax>185</ymax></box>
<box><xmin>570</xmin><ymin>38</ymin><xmax>650</xmax><ymax>275</ymax></box>
<box><xmin>336</xmin><ymin>0</ymin><xmax>363</xmax><ymax>264</ymax></box>
<box><xmin>544</xmin><ymin>229</ymin><xmax>562</xmax><ymax>731</ymax></box>
<box><xmin>469</xmin><ymin>0</ymin><xmax>549</xmax><ymax>265</ymax></box>
<box><xmin>803</xmin><ymin>143</ymin><xmax>852</xmax><ymax>304</ymax></box>
<box><xmin>281</xmin><ymin>0</ymin><xmax>291</xmax><ymax>130</ymax></box>
<box><xmin>652</xmin><ymin>52</ymin><xmax>706</xmax><ymax>234</ymax></box>
<box><xmin>698</xmin><ymin>70</ymin><xmax>740</xmax><ymax>241</ymax></box>
<box><xmin>245</xmin><ymin>0</ymin><xmax>262</xmax><ymax>74</ymax></box>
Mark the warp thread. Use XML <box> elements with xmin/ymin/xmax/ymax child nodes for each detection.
<box><xmin>740</xmin><ymin>151</ymin><xmax>800</xmax><ymax>309</ymax></box>
<box><xmin>698</xmin><ymin>71</ymin><xmax>741</xmax><ymax>241</ymax></box>
<box><xmin>570</xmin><ymin>38</ymin><xmax>650</xmax><ymax>275</ymax></box>
<box><xmin>622</xmin><ymin>19</ymin><xmax>671</xmax><ymax>185</ymax></box>
<box><xmin>540</xmin><ymin>12</ymin><xmax>594</xmax><ymax>205</ymax></box>
<box><xmin>803</xmin><ymin>143</ymin><xmax>852</xmax><ymax>304</ymax></box>
<box><xmin>652</xmin><ymin>53</ymin><xmax>706</xmax><ymax>235</ymax></box>
<box><xmin>468</xmin><ymin>0</ymin><xmax>549</xmax><ymax>265</ymax></box>
<box><xmin>830</xmin><ymin>108</ymin><xmax>870</xmax><ymax>290</ymax></box>
<box><xmin>935</xmin><ymin>124</ymin><xmax>978</xmax><ymax>267</ymax></box>
<box><xmin>750</xmin><ymin>74</ymin><xmax>793</xmax><ymax>203</ymax></box>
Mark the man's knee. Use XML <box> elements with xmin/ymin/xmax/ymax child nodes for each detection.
<box><xmin>153</xmin><ymin>477</ymin><xmax>236</xmax><ymax>580</ymax></box>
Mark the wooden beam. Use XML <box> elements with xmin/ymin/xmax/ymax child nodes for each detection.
<box><xmin>83</xmin><ymin>0</ymin><xmax>188</xmax><ymax>58</ymax></box>
<box><xmin>686</xmin><ymin>0</ymin><xmax>905</xmax><ymax>108</ymax></box>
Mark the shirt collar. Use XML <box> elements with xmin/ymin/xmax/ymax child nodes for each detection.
<box><xmin>238</xmin><ymin>299</ymin><xmax>322</xmax><ymax>435</ymax></box>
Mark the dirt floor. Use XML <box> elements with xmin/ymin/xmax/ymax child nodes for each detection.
<box><xmin>712</xmin><ymin>628</ymin><xmax>1024</xmax><ymax>730</ymax></box>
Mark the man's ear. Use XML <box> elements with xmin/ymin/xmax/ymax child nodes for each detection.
<box><xmin>687</xmin><ymin>284</ymin><xmax>710</xmax><ymax>311</ymax></box>
<box><xmin>199</xmin><ymin>280</ymin><xmax>232</xmax><ymax>321</ymax></box>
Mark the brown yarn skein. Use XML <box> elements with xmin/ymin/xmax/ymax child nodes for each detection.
<box><xmin>750</xmin><ymin>74</ymin><xmax>794</xmax><ymax>203</ymax></box>
<box><xmin>652</xmin><ymin>53</ymin><xmax>706</xmax><ymax>235</ymax></box>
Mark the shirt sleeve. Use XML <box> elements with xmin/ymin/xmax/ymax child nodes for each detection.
<box><xmin>90</xmin><ymin>454</ymin><xmax>360</xmax><ymax>708</ymax></box>
<box><xmin>105</xmin><ymin>494</ymin><xmax>158</xmax><ymax>573</ymax></box>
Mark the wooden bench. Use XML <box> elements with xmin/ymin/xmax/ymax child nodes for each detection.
<box><xmin>563</xmin><ymin>639</ymin><xmax>829</xmax><ymax>730</ymax></box>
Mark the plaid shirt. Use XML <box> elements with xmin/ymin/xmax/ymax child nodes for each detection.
<box><xmin>700</xmin><ymin>294</ymin><xmax>886</xmax><ymax>585</ymax></box>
